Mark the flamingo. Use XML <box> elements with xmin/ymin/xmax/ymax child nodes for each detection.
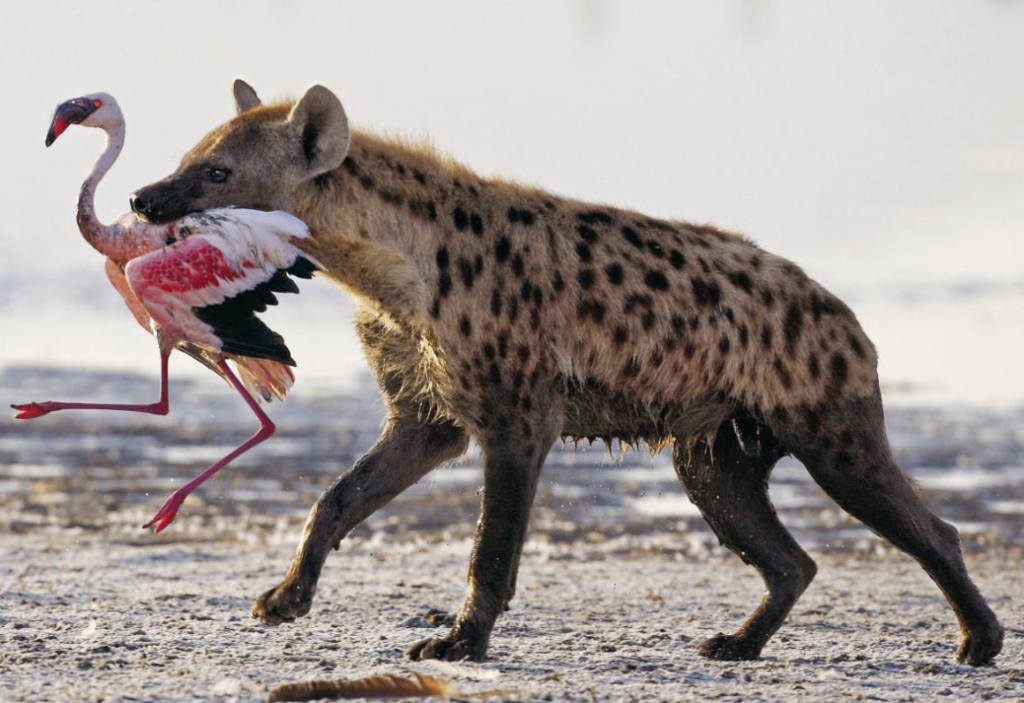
<box><xmin>11</xmin><ymin>93</ymin><xmax>319</xmax><ymax>532</ymax></box>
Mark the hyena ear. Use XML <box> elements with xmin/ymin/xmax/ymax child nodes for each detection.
<box><xmin>233</xmin><ymin>79</ymin><xmax>262</xmax><ymax>114</ymax></box>
<box><xmin>288</xmin><ymin>85</ymin><xmax>351</xmax><ymax>177</ymax></box>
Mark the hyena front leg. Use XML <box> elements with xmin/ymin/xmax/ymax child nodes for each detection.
<box><xmin>673</xmin><ymin>416</ymin><xmax>817</xmax><ymax>660</ymax></box>
<box><xmin>406</xmin><ymin>395</ymin><xmax>561</xmax><ymax>662</ymax></box>
<box><xmin>252</xmin><ymin>415</ymin><xmax>468</xmax><ymax>625</ymax></box>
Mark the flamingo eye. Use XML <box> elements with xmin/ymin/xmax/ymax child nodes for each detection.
<box><xmin>93</xmin><ymin>100</ymin><xmax>102</xmax><ymax>109</ymax></box>
<box><xmin>209</xmin><ymin>167</ymin><xmax>230</xmax><ymax>184</ymax></box>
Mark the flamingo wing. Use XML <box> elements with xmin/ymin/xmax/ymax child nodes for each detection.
<box><xmin>104</xmin><ymin>258</ymin><xmax>154</xmax><ymax>333</ymax></box>
<box><xmin>125</xmin><ymin>209</ymin><xmax>318</xmax><ymax>366</ymax></box>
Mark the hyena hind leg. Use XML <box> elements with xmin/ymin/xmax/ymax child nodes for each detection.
<box><xmin>774</xmin><ymin>393</ymin><xmax>1004</xmax><ymax>666</ymax></box>
<box><xmin>672</xmin><ymin>415</ymin><xmax>817</xmax><ymax>661</ymax></box>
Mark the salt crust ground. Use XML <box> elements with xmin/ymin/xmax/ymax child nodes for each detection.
<box><xmin>1</xmin><ymin>534</ymin><xmax>1021</xmax><ymax>703</ymax></box>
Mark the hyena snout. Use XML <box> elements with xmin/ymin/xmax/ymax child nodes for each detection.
<box><xmin>129</xmin><ymin>179</ymin><xmax>203</xmax><ymax>223</ymax></box>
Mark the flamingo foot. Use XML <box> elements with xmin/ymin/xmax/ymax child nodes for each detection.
<box><xmin>11</xmin><ymin>402</ymin><xmax>54</xmax><ymax>420</ymax></box>
<box><xmin>143</xmin><ymin>489</ymin><xmax>189</xmax><ymax>533</ymax></box>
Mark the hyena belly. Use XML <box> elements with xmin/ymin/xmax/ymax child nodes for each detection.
<box><xmin>561</xmin><ymin>377</ymin><xmax>737</xmax><ymax>447</ymax></box>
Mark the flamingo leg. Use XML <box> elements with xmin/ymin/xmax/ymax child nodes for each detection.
<box><xmin>11</xmin><ymin>354</ymin><xmax>171</xmax><ymax>419</ymax></box>
<box><xmin>143</xmin><ymin>360</ymin><xmax>275</xmax><ymax>533</ymax></box>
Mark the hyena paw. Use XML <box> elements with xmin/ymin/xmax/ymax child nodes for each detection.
<box><xmin>405</xmin><ymin>631</ymin><xmax>487</xmax><ymax>662</ymax></box>
<box><xmin>251</xmin><ymin>581</ymin><xmax>314</xmax><ymax>626</ymax></box>
<box><xmin>697</xmin><ymin>633</ymin><xmax>763</xmax><ymax>661</ymax></box>
<box><xmin>956</xmin><ymin>625</ymin><xmax>1004</xmax><ymax>667</ymax></box>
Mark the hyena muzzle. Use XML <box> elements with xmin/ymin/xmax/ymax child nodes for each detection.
<box><xmin>128</xmin><ymin>80</ymin><xmax>1004</xmax><ymax>666</ymax></box>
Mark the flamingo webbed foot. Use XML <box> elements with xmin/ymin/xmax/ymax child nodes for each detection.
<box><xmin>11</xmin><ymin>402</ymin><xmax>55</xmax><ymax>420</ymax></box>
<box><xmin>143</xmin><ymin>489</ymin><xmax>191</xmax><ymax>533</ymax></box>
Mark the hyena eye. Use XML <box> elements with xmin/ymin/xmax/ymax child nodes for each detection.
<box><xmin>208</xmin><ymin>167</ymin><xmax>230</xmax><ymax>184</ymax></box>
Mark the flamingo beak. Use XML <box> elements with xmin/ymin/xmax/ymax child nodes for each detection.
<box><xmin>45</xmin><ymin>98</ymin><xmax>95</xmax><ymax>147</ymax></box>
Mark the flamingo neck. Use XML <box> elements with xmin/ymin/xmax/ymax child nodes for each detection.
<box><xmin>77</xmin><ymin>120</ymin><xmax>126</xmax><ymax>259</ymax></box>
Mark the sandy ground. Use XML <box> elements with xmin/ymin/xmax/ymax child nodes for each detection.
<box><xmin>1</xmin><ymin>531</ymin><xmax>1022</xmax><ymax>703</ymax></box>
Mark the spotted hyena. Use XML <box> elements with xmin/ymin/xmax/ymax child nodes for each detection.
<box><xmin>128</xmin><ymin>80</ymin><xmax>1003</xmax><ymax>666</ymax></box>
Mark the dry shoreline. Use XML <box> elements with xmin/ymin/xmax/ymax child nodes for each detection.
<box><xmin>1</xmin><ymin>533</ymin><xmax>1020</xmax><ymax>703</ymax></box>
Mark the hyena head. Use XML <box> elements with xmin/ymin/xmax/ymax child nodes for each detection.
<box><xmin>130</xmin><ymin>80</ymin><xmax>350</xmax><ymax>223</ymax></box>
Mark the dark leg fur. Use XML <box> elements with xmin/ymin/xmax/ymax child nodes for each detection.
<box><xmin>252</xmin><ymin>415</ymin><xmax>468</xmax><ymax>625</ymax></box>
<box><xmin>773</xmin><ymin>391</ymin><xmax>1003</xmax><ymax>666</ymax></box>
<box><xmin>406</xmin><ymin>394</ymin><xmax>561</xmax><ymax>662</ymax></box>
<box><xmin>673</xmin><ymin>416</ymin><xmax>817</xmax><ymax>661</ymax></box>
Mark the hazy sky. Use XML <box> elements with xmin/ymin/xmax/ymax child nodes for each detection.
<box><xmin>0</xmin><ymin>1</ymin><xmax>1021</xmax><ymax>403</ymax></box>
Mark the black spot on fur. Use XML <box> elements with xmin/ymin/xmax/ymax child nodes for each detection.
<box><xmin>508</xmin><ymin>297</ymin><xmax>520</xmax><ymax>323</ymax></box>
<box><xmin>497</xmin><ymin>332</ymin><xmax>509</xmax><ymax>358</ymax></box>
<box><xmin>459</xmin><ymin>315</ymin><xmax>472</xmax><ymax>336</ymax></box>
<box><xmin>671</xmin><ymin>315</ymin><xmax>686</xmax><ymax>334</ymax></box>
<box><xmin>474</xmin><ymin>255</ymin><xmax>484</xmax><ymax>274</ymax></box>
<box><xmin>521</xmin><ymin>280</ymin><xmax>534</xmax><ymax>302</ymax></box>
<box><xmin>727</xmin><ymin>271</ymin><xmax>754</xmax><ymax>294</ymax></box>
<box><xmin>495</xmin><ymin>237</ymin><xmax>511</xmax><ymax>263</ymax></box>
<box><xmin>436</xmin><ymin>247</ymin><xmax>450</xmax><ymax>269</ymax></box>
<box><xmin>761</xmin><ymin>324</ymin><xmax>774</xmax><ymax>349</ymax></box>
<box><xmin>641</xmin><ymin>311</ymin><xmax>656</xmax><ymax>331</ymax></box>
<box><xmin>691</xmin><ymin>277</ymin><xmax>721</xmax><ymax>307</ymax></box>
<box><xmin>644</xmin><ymin>270</ymin><xmax>669</xmax><ymax>291</ymax></box>
<box><xmin>438</xmin><ymin>273</ymin><xmax>452</xmax><ymax>298</ymax></box>
<box><xmin>773</xmin><ymin>358</ymin><xmax>793</xmax><ymax>389</ymax></box>
<box><xmin>576</xmin><ymin>242</ymin><xmax>593</xmax><ymax>263</ymax></box>
<box><xmin>738</xmin><ymin>325</ymin><xmax>749</xmax><ymax>348</ymax></box>
<box><xmin>577</xmin><ymin>224</ymin><xmax>599</xmax><ymax>243</ymax></box>
<box><xmin>761</xmin><ymin>289</ymin><xmax>775</xmax><ymax>309</ymax></box>
<box><xmin>459</xmin><ymin>258</ymin><xmax>475</xmax><ymax>288</ymax></box>
<box><xmin>552</xmin><ymin>272</ymin><xmax>565</xmax><ymax>293</ymax></box>
<box><xmin>646</xmin><ymin>240</ymin><xmax>665</xmax><ymax>258</ymax></box>
<box><xmin>429</xmin><ymin>298</ymin><xmax>441</xmax><ymax>318</ymax></box>
<box><xmin>359</xmin><ymin>175</ymin><xmax>374</xmax><ymax>190</ymax></box>
<box><xmin>577</xmin><ymin>299</ymin><xmax>606</xmax><ymax>324</ymax></box>
<box><xmin>669</xmin><ymin>250</ymin><xmax>686</xmax><ymax>270</ymax></box>
<box><xmin>847</xmin><ymin>331</ymin><xmax>866</xmax><ymax>359</ymax></box>
<box><xmin>577</xmin><ymin>269</ymin><xmax>596</xmax><ymax>289</ymax></box>
<box><xmin>483</xmin><ymin>342</ymin><xmax>496</xmax><ymax>360</ymax></box>
<box><xmin>784</xmin><ymin>301</ymin><xmax>803</xmax><ymax>351</ymax></box>
<box><xmin>508</xmin><ymin>207</ymin><xmax>536</xmax><ymax>225</ymax></box>
<box><xmin>517</xmin><ymin>345</ymin><xmax>530</xmax><ymax>363</ymax></box>
<box><xmin>624</xmin><ymin>293</ymin><xmax>652</xmax><ymax>314</ymax></box>
<box><xmin>453</xmin><ymin>207</ymin><xmax>469</xmax><ymax>231</ymax></box>
<box><xmin>470</xmin><ymin>213</ymin><xmax>484</xmax><ymax>235</ymax></box>
<box><xmin>489</xmin><ymin>362</ymin><xmax>502</xmax><ymax>386</ymax></box>
<box><xmin>613</xmin><ymin>326</ymin><xmax>629</xmax><ymax>346</ymax></box>
<box><xmin>809</xmin><ymin>353</ymin><xmax>821</xmax><ymax>380</ymax></box>
<box><xmin>530</xmin><ymin>307</ymin><xmax>541</xmax><ymax>330</ymax></box>
<box><xmin>604</xmin><ymin>263</ymin><xmax>624</xmax><ymax>285</ymax></box>
<box><xmin>512</xmin><ymin>254</ymin><xmax>525</xmax><ymax>278</ymax></box>
<box><xmin>829</xmin><ymin>352</ymin><xmax>849</xmax><ymax>389</ymax></box>
<box><xmin>491</xmin><ymin>288</ymin><xmax>502</xmax><ymax>316</ymax></box>
<box><xmin>577</xmin><ymin>210</ymin><xmax>614</xmax><ymax>225</ymax></box>
<box><xmin>379</xmin><ymin>190</ymin><xmax>403</xmax><ymax>206</ymax></box>
<box><xmin>621</xmin><ymin>226</ymin><xmax>644</xmax><ymax>250</ymax></box>
<box><xmin>532</xmin><ymin>287</ymin><xmax>543</xmax><ymax>308</ymax></box>
<box><xmin>413</xmin><ymin>169</ymin><xmax>427</xmax><ymax>185</ymax></box>
<box><xmin>342</xmin><ymin>157</ymin><xmax>359</xmax><ymax>175</ymax></box>
<box><xmin>719</xmin><ymin>335</ymin><xmax>731</xmax><ymax>354</ymax></box>
<box><xmin>623</xmin><ymin>358</ymin><xmax>642</xmax><ymax>378</ymax></box>
<box><xmin>468</xmin><ymin>185</ymin><xmax>479</xmax><ymax>197</ymax></box>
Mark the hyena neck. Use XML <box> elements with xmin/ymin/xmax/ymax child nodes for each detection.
<box><xmin>292</xmin><ymin>130</ymin><xmax>492</xmax><ymax>330</ymax></box>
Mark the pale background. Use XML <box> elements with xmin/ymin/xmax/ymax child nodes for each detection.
<box><xmin>1</xmin><ymin>0</ymin><xmax>1021</xmax><ymax>405</ymax></box>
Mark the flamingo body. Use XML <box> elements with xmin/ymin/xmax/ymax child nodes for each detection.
<box><xmin>13</xmin><ymin>91</ymin><xmax>317</xmax><ymax>530</ymax></box>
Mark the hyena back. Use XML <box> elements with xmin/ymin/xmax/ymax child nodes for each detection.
<box><xmin>129</xmin><ymin>81</ymin><xmax>1003</xmax><ymax>665</ymax></box>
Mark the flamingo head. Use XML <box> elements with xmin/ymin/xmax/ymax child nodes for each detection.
<box><xmin>46</xmin><ymin>92</ymin><xmax>122</xmax><ymax>146</ymax></box>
